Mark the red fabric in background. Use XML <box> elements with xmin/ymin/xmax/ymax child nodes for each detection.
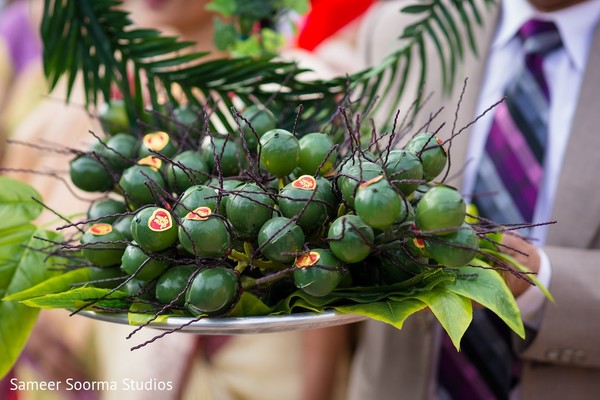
<box><xmin>0</xmin><ymin>368</ymin><xmax>18</xmax><ymax>400</ymax></box>
<box><xmin>297</xmin><ymin>0</ymin><xmax>375</xmax><ymax>51</ymax></box>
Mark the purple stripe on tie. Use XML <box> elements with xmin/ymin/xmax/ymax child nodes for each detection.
<box><xmin>527</xmin><ymin>54</ymin><xmax>549</xmax><ymax>98</ymax></box>
<box><xmin>485</xmin><ymin>104</ymin><xmax>542</xmax><ymax>221</ymax></box>
<box><xmin>494</xmin><ymin>104</ymin><xmax>544</xmax><ymax>185</ymax></box>
<box><xmin>438</xmin><ymin>334</ymin><xmax>496</xmax><ymax>400</ymax></box>
<box><xmin>486</xmin><ymin>133</ymin><xmax>539</xmax><ymax>221</ymax></box>
<box><xmin>519</xmin><ymin>19</ymin><xmax>560</xmax><ymax>99</ymax></box>
<box><xmin>519</xmin><ymin>19</ymin><xmax>557</xmax><ymax>38</ymax></box>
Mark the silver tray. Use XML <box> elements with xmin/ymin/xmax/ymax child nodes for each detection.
<box><xmin>77</xmin><ymin>310</ymin><xmax>367</xmax><ymax>334</ymax></box>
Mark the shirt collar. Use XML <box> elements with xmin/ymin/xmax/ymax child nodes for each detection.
<box><xmin>494</xmin><ymin>0</ymin><xmax>600</xmax><ymax>72</ymax></box>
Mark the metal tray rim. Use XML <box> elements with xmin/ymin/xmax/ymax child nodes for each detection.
<box><xmin>77</xmin><ymin>309</ymin><xmax>367</xmax><ymax>334</ymax></box>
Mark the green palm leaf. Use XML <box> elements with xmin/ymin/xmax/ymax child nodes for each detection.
<box><xmin>345</xmin><ymin>0</ymin><xmax>496</xmax><ymax>126</ymax></box>
<box><xmin>41</xmin><ymin>0</ymin><xmax>494</xmax><ymax>134</ymax></box>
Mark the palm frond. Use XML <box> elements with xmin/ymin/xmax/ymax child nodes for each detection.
<box><xmin>345</xmin><ymin>0</ymin><xmax>496</xmax><ymax>128</ymax></box>
<box><xmin>41</xmin><ymin>0</ymin><xmax>495</xmax><ymax>134</ymax></box>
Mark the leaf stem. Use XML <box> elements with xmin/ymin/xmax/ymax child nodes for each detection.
<box><xmin>242</xmin><ymin>268</ymin><xmax>294</xmax><ymax>290</ymax></box>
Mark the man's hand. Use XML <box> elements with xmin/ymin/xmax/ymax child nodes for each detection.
<box><xmin>499</xmin><ymin>233</ymin><xmax>541</xmax><ymax>298</ymax></box>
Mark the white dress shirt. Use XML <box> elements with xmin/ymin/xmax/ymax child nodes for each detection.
<box><xmin>461</xmin><ymin>0</ymin><xmax>600</xmax><ymax>325</ymax></box>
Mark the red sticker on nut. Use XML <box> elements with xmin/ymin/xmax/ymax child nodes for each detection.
<box><xmin>295</xmin><ymin>251</ymin><xmax>320</xmax><ymax>268</ymax></box>
<box><xmin>143</xmin><ymin>131</ymin><xmax>170</xmax><ymax>151</ymax></box>
<box><xmin>291</xmin><ymin>175</ymin><xmax>317</xmax><ymax>191</ymax></box>
<box><xmin>186</xmin><ymin>206</ymin><xmax>212</xmax><ymax>221</ymax></box>
<box><xmin>148</xmin><ymin>208</ymin><xmax>173</xmax><ymax>232</ymax></box>
<box><xmin>88</xmin><ymin>223</ymin><xmax>113</xmax><ymax>236</ymax></box>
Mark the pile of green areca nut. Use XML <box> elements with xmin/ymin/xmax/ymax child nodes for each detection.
<box><xmin>64</xmin><ymin>100</ymin><xmax>482</xmax><ymax>322</ymax></box>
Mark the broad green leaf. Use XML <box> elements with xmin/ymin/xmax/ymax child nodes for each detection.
<box><xmin>0</xmin><ymin>177</ymin><xmax>43</xmax><ymax>230</ymax></box>
<box><xmin>272</xmin><ymin>289</ymin><xmax>339</xmax><ymax>314</ymax></box>
<box><xmin>335</xmin><ymin>298</ymin><xmax>427</xmax><ymax>330</ymax></box>
<box><xmin>448</xmin><ymin>260</ymin><xmax>525</xmax><ymax>339</ymax></box>
<box><xmin>0</xmin><ymin>227</ymin><xmax>61</xmax><ymax>379</ymax></box>
<box><xmin>0</xmin><ymin>225</ymin><xmax>36</xmax><ymax>298</ymax></box>
<box><xmin>3</xmin><ymin>267</ymin><xmax>96</xmax><ymax>301</ymax></box>
<box><xmin>128</xmin><ymin>302</ymin><xmax>173</xmax><ymax>326</ymax></box>
<box><xmin>414</xmin><ymin>288</ymin><xmax>472</xmax><ymax>350</ymax></box>
<box><xmin>22</xmin><ymin>287</ymin><xmax>129</xmax><ymax>310</ymax></box>
<box><xmin>287</xmin><ymin>297</ymin><xmax>326</xmax><ymax>314</ymax></box>
<box><xmin>273</xmin><ymin>268</ymin><xmax>455</xmax><ymax>314</ymax></box>
<box><xmin>229</xmin><ymin>292</ymin><xmax>273</xmax><ymax>317</ymax></box>
<box><xmin>481</xmin><ymin>248</ymin><xmax>554</xmax><ymax>303</ymax></box>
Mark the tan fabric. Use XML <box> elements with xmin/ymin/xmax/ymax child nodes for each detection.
<box><xmin>1</xmin><ymin>77</ymin><xmax>99</xmax><ymax>225</ymax></box>
<box><xmin>347</xmin><ymin>1</ymin><xmax>600</xmax><ymax>400</ymax></box>
<box><xmin>182</xmin><ymin>332</ymin><xmax>302</xmax><ymax>400</ymax></box>
<box><xmin>348</xmin><ymin>314</ymin><xmax>440</xmax><ymax>400</ymax></box>
<box><xmin>0</xmin><ymin>61</ymin><xmax>47</xmax><ymax>141</ymax></box>
<box><xmin>94</xmin><ymin>323</ymin><xmax>196</xmax><ymax>400</ymax></box>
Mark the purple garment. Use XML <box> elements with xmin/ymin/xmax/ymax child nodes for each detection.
<box><xmin>0</xmin><ymin>368</ymin><xmax>17</xmax><ymax>400</ymax></box>
<box><xmin>0</xmin><ymin>0</ymin><xmax>42</xmax><ymax>76</ymax></box>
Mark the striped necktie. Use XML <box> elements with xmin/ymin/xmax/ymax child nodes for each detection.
<box><xmin>473</xmin><ymin>19</ymin><xmax>562</xmax><ymax>228</ymax></box>
<box><xmin>438</xmin><ymin>19</ymin><xmax>562</xmax><ymax>400</ymax></box>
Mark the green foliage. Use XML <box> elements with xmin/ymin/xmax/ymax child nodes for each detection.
<box><xmin>128</xmin><ymin>302</ymin><xmax>174</xmax><ymax>326</ymax></box>
<box><xmin>449</xmin><ymin>261</ymin><xmax>525</xmax><ymax>339</ymax></box>
<box><xmin>18</xmin><ymin>261</ymin><xmax>520</xmax><ymax>350</ymax></box>
<box><xmin>416</xmin><ymin>288</ymin><xmax>472</xmax><ymax>349</ymax></box>
<box><xmin>21</xmin><ymin>287</ymin><xmax>129</xmax><ymax>310</ymax></box>
<box><xmin>0</xmin><ymin>177</ymin><xmax>63</xmax><ymax>379</ymax></box>
<box><xmin>205</xmin><ymin>0</ymin><xmax>237</xmax><ymax>16</ymax></box>
<box><xmin>207</xmin><ymin>0</ymin><xmax>308</xmax><ymax>57</ymax></box>
<box><xmin>41</xmin><ymin>0</ymin><xmax>495</xmax><ymax>136</ymax></box>
<box><xmin>207</xmin><ymin>0</ymin><xmax>308</xmax><ymax>20</ymax></box>
<box><xmin>0</xmin><ymin>0</ymin><xmax>538</xmax><ymax>381</ymax></box>
<box><xmin>42</xmin><ymin>0</ymin><xmax>343</xmax><ymax>134</ymax></box>
<box><xmin>13</xmin><ymin>0</ymin><xmax>525</xmax><ymax>363</ymax></box>
<box><xmin>351</xmin><ymin>0</ymin><xmax>498</xmax><ymax>124</ymax></box>
<box><xmin>481</xmin><ymin>248</ymin><xmax>554</xmax><ymax>303</ymax></box>
<box><xmin>0</xmin><ymin>176</ymin><xmax>43</xmax><ymax>230</ymax></box>
<box><xmin>213</xmin><ymin>17</ymin><xmax>239</xmax><ymax>51</ymax></box>
<box><xmin>335</xmin><ymin>299</ymin><xmax>427</xmax><ymax>330</ymax></box>
<box><xmin>229</xmin><ymin>292</ymin><xmax>273</xmax><ymax>317</ymax></box>
<box><xmin>5</xmin><ymin>256</ymin><xmax>524</xmax><ymax>351</ymax></box>
<box><xmin>3</xmin><ymin>267</ymin><xmax>100</xmax><ymax>302</ymax></box>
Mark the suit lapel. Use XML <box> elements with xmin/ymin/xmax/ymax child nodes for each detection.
<box><xmin>546</xmin><ymin>22</ymin><xmax>600</xmax><ymax>247</ymax></box>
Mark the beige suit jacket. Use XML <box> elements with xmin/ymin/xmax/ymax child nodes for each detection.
<box><xmin>347</xmin><ymin>2</ymin><xmax>600</xmax><ymax>399</ymax></box>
